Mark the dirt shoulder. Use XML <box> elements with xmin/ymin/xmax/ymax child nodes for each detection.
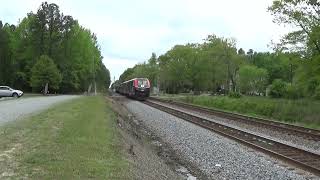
<box><xmin>108</xmin><ymin>96</ymin><xmax>188</xmax><ymax>180</ymax></box>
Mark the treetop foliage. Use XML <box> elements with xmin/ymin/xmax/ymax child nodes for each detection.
<box><xmin>116</xmin><ymin>1</ymin><xmax>320</xmax><ymax>99</ymax></box>
<box><xmin>269</xmin><ymin>0</ymin><xmax>320</xmax><ymax>55</ymax></box>
<box><xmin>30</xmin><ymin>55</ymin><xmax>62</xmax><ymax>90</ymax></box>
<box><xmin>0</xmin><ymin>2</ymin><xmax>110</xmax><ymax>93</ymax></box>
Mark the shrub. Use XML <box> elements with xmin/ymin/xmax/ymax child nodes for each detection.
<box><xmin>228</xmin><ymin>91</ymin><xmax>242</xmax><ymax>98</ymax></box>
<box><xmin>269</xmin><ymin>79</ymin><xmax>287</xmax><ymax>98</ymax></box>
<box><xmin>314</xmin><ymin>85</ymin><xmax>320</xmax><ymax>100</ymax></box>
<box><xmin>185</xmin><ymin>95</ymin><xmax>194</xmax><ymax>103</ymax></box>
<box><xmin>285</xmin><ymin>84</ymin><xmax>302</xmax><ymax>99</ymax></box>
<box><xmin>256</xmin><ymin>102</ymin><xmax>274</xmax><ymax>116</ymax></box>
<box><xmin>30</xmin><ymin>55</ymin><xmax>62</xmax><ymax>91</ymax></box>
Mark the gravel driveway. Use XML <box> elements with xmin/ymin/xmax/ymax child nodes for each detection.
<box><xmin>125</xmin><ymin>100</ymin><xmax>316</xmax><ymax>180</ymax></box>
<box><xmin>0</xmin><ymin>96</ymin><xmax>79</xmax><ymax>125</ymax></box>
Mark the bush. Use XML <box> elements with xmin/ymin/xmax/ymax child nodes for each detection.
<box><xmin>285</xmin><ymin>84</ymin><xmax>302</xmax><ymax>99</ymax></box>
<box><xmin>269</xmin><ymin>79</ymin><xmax>287</xmax><ymax>98</ymax></box>
<box><xmin>314</xmin><ymin>85</ymin><xmax>320</xmax><ymax>100</ymax></box>
<box><xmin>185</xmin><ymin>95</ymin><xmax>194</xmax><ymax>103</ymax></box>
<box><xmin>256</xmin><ymin>102</ymin><xmax>274</xmax><ymax>116</ymax></box>
<box><xmin>228</xmin><ymin>91</ymin><xmax>242</xmax><ymax>98</ymax></box>
<box><xmin>30</xmin><ymin>55</ymin><xmax>62</xmax><ymax>91</ymax></box>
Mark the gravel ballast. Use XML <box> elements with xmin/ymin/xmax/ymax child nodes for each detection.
<box><xmin>125</xmin><ymin>100</ymin><xmax>316</xmax><ymax>179</ymax></box>
<box><xmin>109</xmin><ymin>97</ymin><xmax>185</xmax><ymax>180</ymax></box>
<box><xmin>150</xmin><ymin>100</ymin><xmax>320</xmax><ymax>155</ymax></box>
<box><xmin>0</xmin><ymin>96</ymin><xmax>79</xmax><ymax>125</ymax></box>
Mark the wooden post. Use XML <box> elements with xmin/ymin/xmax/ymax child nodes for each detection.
<box><xmin>88</xmin><ymin>83</ymin><xmax>92</xmax><ymax>95</ymax></box>
<box><xmin>44</xmin><ymin>83</ymin><xmax>48</xmax><ymax>95</ymax></box>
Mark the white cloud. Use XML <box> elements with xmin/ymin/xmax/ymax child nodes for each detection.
<box><xmin>103</xmin><ymin>56</ymin><xmax>141</xmax><ymax>82</ymax></box>
<box><xmin>0</xmin><ymin>0</ymin><xmax>291</xmax><ymax>81</ymax></box>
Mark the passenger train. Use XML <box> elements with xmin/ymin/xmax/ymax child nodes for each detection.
<box><xmin>116</xmin><ymin>78</ymin><xmax>150</xmax><ymax>100</ymax></box>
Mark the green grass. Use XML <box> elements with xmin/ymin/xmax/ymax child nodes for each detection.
<box><xmin>23</xmin><ymin>93</ymin><xmax>42</xmax><ymax>98</ymax></box>
<box><xmin>157</xmin><ymin>95</ymin><xmax>320</xmax><ymax>130</ymax></box>
<box><xmin>0</xmin><ymin>96</ymin><xmax>127</xmax><ymax>179</ymax></box>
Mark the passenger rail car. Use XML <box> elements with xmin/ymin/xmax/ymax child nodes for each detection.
<box><xmin>117</xmin><ymin>78</ymin><xmax>150</xmax><ymax>100</ymax></box>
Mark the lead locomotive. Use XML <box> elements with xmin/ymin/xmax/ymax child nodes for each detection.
<box><xmin>116</xmin><ymin>78</ymin><xmax>150</xmax><ymax>100</ymax></box>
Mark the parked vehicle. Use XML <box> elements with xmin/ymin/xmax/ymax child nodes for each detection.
<box><xmin>0</xmin><ymin>86</ymin><xmax>24</xmax><ymax>98</ymax></box>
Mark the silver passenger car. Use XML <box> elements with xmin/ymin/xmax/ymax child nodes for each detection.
<box><xmin>0</xmin><ymin>86</ymin><xmax>24</xmax><ymax>98</ymax></box>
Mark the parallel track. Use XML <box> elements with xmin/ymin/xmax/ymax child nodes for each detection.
<box><xmin>148</xmin><ymin>97</ymin><xmax>320</xmax><ymax>141</ymax></box>
<box><xmin>143</xmin><ymin>100</ymin><xmax>320</xmax><ymax>176</ymax></box>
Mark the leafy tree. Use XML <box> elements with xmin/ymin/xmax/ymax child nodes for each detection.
<box><xmin>250</xmin><ymin>52</ymin><xmax>300</xmax><ymax>84</ymax></box>
<box><xmin>120</xmin><ymin>34</ymin><xmax>247</xmax><ymax>95</ymax></box>
<box><xmin>314</xmin><ymin>85</ymin><xmax>320</xmax><ymax>100</ymax></box>
<box><xmin>123</xmin><ymin>53</ymin><xmax>160</xmax><ymax>89</ymax></box>
<box><xmin>203</xmin><ymin>35</ymin><xmax>244</xmax><ymax>92</ymax></box>
<box><xmin>114</xmin><ymin>2</ymin><xmax>320</xmax><ymax>99</ymax></box>
<box><xmin>294</xmin><ymin>55</ymin><xmax>320</xmax><ymax>96</ymax></box>
<box><xmin>147</xmin><ymin>53</ymin><xmax>159</xmax><ymax>87</ymax></box>
<box><xmin>238</xmin><ymin>48</ymin><xmax>245</xmax><ymax>55</ymax></box>
<box><xmin>96</xmin><ymin>61</ymin><xmax>111</xmax><ymax>92</ymax></box>
<box><xmin>285</xmin><ymin>83</ymin><xmax>302</xmax><ymax>99</ymax></box>
<box><xmin>30</xmin><ymin>55</ymin><xmax>62</xmax><ymax>91</ymax></box>
<box><xmin>158</xmin><ymin>46</ymin><xmax>189</xmax><ymax>93</ymax></box>
<box><xmin>247</xmin><ymin>49</ymin><xmax>254</xmax><ymax>56</ymax></box>
<box><xmin>269</xmin><ymin>79</ymin><xmax>287</xmax><ymax>98</ymax></box>
<box><xmin>0</xmin><ymin>2</ymin><xmax>111</xmax><ymax>94</ymax></box>
<box><xmin>269</xmin><ymin>1</ymin><xmax>320</xmax><ymax>98</ymax></box>
<box><xmin>0</xmin><ymin>21</ymin><xmax>14</xmax><ymax>85</ymax></box>
<box><xmin>238</xmin><ymin>65</ymin><xmax>268</xmax><ymax>95</ymax></box>
<box><xmin>119</xmin><ymin>67</ymin><xmax>135</xmax><ymax>83</ymax></box>
<box><xmin>269</xmin><ymin>0</ymin><xmax>320</xmax><ymax>55</ymax></box>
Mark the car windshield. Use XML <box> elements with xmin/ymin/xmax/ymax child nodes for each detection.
<box><xmin>0</xmin><ymin>87</ymin><xmax>10</xmax><ymax>90</ymax></box>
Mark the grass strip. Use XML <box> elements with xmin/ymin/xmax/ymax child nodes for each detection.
<box><xmin>0</xmin><ymin>96</ymin><xmax>127</xmax><ymax>179</ymax></box>
<box><xmin>157</xmin><ymin>95</ymin><xmax>320</xmax><ymax>130</ymax></box>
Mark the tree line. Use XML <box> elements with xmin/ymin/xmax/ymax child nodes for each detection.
<box><xmin>0</xmin><ymin>2</ymin><xmax>110</xmax><ymax>93</ymax></box>
<box><xmin>116</xmin><ymin>0</ymin><xmax>320</xmax><ymax>100</ymax></box>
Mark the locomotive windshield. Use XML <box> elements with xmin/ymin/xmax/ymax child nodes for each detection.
<box><xmin>137</xmin><ymin>79</ymin><xmax>149</xmax><ymax>88</ymax></box>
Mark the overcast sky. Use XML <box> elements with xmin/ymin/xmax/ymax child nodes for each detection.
<box><xmin>0</xmin><ymin>0</ymin><xmax>289</xmax><ymax>82</ymax></box>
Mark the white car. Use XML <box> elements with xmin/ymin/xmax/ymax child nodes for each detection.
<box><xmin>0</xmin><ymin>86</ymin><xmax>24</xmax><ymax>98</ymax></box>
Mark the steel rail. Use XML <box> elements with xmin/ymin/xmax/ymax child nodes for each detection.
<box><xmin>143</xmin><ymin>100</ymin><xmax>320</xmax><ymax>176</ymax></box>
<box><xmin>148</xmin><ymin>97</ymin><xmax>320</xmax><ymax>141</ymax></box>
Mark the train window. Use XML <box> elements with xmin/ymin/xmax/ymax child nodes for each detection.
<box><xmin>137</xmin><ymin>79</ymin><xmax>149</xmax><ymax>88</ymax></box>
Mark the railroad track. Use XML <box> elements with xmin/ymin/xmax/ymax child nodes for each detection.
<box><xmin>148</xmin><ymin>97</ymin><xmax>320</xmax><ymax>141</ymax></box>
<box><xmin>143</xmin><ymin>100</ymin><xmax>320</xmax><ymax>176</ymax></box>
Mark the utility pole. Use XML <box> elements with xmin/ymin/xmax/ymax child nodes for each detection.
<box><xmin>93</xmin><ymin>56</ymin><xmax>97</xmax><ymax>95</ymax></box>
<box><xmin>290</xmin><ymin>63</ymin><xmax>293</xmax><ymax>85</ymax></box>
